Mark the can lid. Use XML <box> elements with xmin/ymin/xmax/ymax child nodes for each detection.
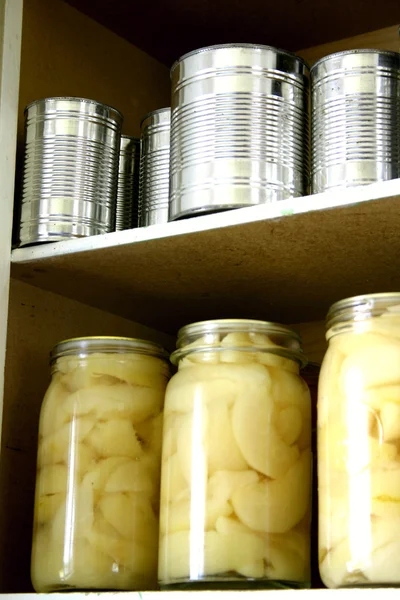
<box><xmin>24</xmin><ymin>97</ymin><xmax>124</xmax><ymax>124</ymax></box>
<box><xmin>140</xmin><ymin>107</ymin><xmax>171</xmax><ymax>127</ymax></box>
<box><xmin>171</xmin><ymin>43</ymin><xmax>309</xmax><ymax>76</ymax></box>
<box><xmin>51</xmin><ymin>336</ymin><xmax>169</xmax><ymax>362</ymax></box>
<box><xmin>311</xmin><ymin>48</ymin><xmax>400</xmax><ymax>72</ymax></box>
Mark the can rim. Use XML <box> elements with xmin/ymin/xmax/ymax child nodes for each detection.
<box><xmin>140</xmin><ymin>107</ymin><xmax>171</xmax><ymax>127</ymax></box>
<box><xmin>121</xmin><ymin>134</ymin><xmax>140</xmax><ymax>142</ymax></box>
<box><xmin>50</xmin><ymin>335</ymin><xmax>169</xmax><ymax>362</ymax></box>
<box><xmin>25</xmin><ymin>97</ymin><xmax>124</xmax><ymax>121</ymax></box>
<box><xmin>311</xmin><ymin>49</ymin><xmax>400</xmax><ymax>72</ymax></box>
<box><xmin>171</xmin><ymin>43</ymin><xmax>309</xmax><ymax>75</ymax></box>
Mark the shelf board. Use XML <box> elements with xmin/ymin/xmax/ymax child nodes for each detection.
<box><xmin>4</xmin><ymin>590</ymin><xmax>400</xmax><ymax>598</ymax></box>
<box><xmin>11</xmin><ymin>179</ymin><xmax>400</xmax><ymax>334</ymax></box>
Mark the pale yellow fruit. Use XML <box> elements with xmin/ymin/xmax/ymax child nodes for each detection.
<box><xmin>333</xmin><ymin>331</ymin><xmax>393</xmax><ymax>357</ymax></box>
<box><xmin>232</xmin><ymin>450</ymin><xmax>311</xmax><ymax>533</ymax></box>
<box><xmin>319</xmin><ymin>536</ymin><xmax>368</xmax><ymax>588</ymax></box>
<box><xmin>215</xmin><ymin>515</ymin><xmax>254</xmax><ymax>536</ymax></box>
<box><xmin>159</xmin><ymin>496</ymin><xmax>232</xmax><ymax>534</ymax></box>
<box><xmin>177</xmin><ymin>412</ymin><xmax>208</xmax><ymax>486</ymax></box>
<box><xmin>161</xmin><ymin>454</ymin><xmax>187</xmax><ymax>504</ymax></box>
<box><xmin>363</xmin><ymin>539</ymin><xmax>400</xmax><ymax>584</ymax></box>
<box><xmin>380</xmin><ymin>401</ymin><xmax>400</xmax><ymax>442</ymax></box>
<box><xmin>88</xmin><ymin>516</ymin><xmax>158</xmax><ymax>575</ymax></box>
<box><xmin>371</xmin><ymin>462</ymin><xmax>400</xmax><ymax>517</ymax></box>
<box><xmin>38</xmin><ymin>417</ymin><xmax>96</xmax><ymax>467</ymax></box>
<box><xmin>232</xmin><ymin>391</ymin><xmax>299</xmax><ymax>479</ymax></box>
<box><xmin>238</xmin><ymin>561</ymin><xmax>265</xmax><ymax>578</ymax></box>
<box><xmin>341</xmin><ymin>337</ymin><xmax>400</xmax><ymax>389</ymax></box>
<box><xmin>208</xmin><ymin>469</ymin><xmax>259</xmax><ymax>504</ymax></box>
<box><xmin>31</xmin><ymin>530</ymin><xmax>64</xmax><ymax>591</ymax></box>
<box><xmin>219</xmin><ymin>333</ymin><xmax>255</xmax><ymax>363</ymax></box>
<box><xmin>165</xmin><ymin>374</ymin><xmax>236</xmax><ymax>414</ymax></box>
<box><xmin>105</xmin><ymin>459</ymin><xmax>155</xmax><ymax>494</ymax></box>
<box><xmin>35</xmin><ymin>493</ymin><xmax>64</xmax><ymax>525</ymax></box>
<box><xmin>82</xmin><ymin>456</ymin><xmax>130</xmax><ymax>492</ymax></box>
<box><xmin>318</xmin><ymin>346</ymin><xmax>346</xmax><ymax>428</ymax></box>
<box><xmin>158</xmin><ymin>529</ymin><xmax>264</xmax><ymax>581</ymax></box>
<box><xmin>135</xmin><ymin>412</ymin><xmax>163</xmax><ymax>454</ymax></box>
<box><xmin>207</xmin><ymin>400</ymin><xmax>247</xmax><ymax>473</ymax></box>
<box><xmin>88</xmin><ymin>419</ymin><xmax>144</xmax><ymax>459</ymax></box>
<box><xmin>63</xmin><ymin>383</ymin><xmax>164</xmax><ymax>424</ymax></box>
<box><xmin>275</xmin><ymin>406</ymin><xmax>303</xmax><ymax>446</ymax></box>
<box><xmin>362</xmin><ymin>386</ymin><xmax>400</xmax><ymax>410</ymax></box>
<box><xmin>270</xmin><ymin>367</ymin><xmax>311</xmax><ymax>450</ymax></box>
<box><xmin>40</xmin><ymin>377</ymin><xmax>70</xmax><ymax>437</ymax></box>
<box><xmin>265</xmin><ymin>542</ymin><xmax>306</xmax><ymax>582</ymax></box>
<box><xmin>99</xmin><ymin>492</ymin><xmax>158</xmax><ymax>543</ymax></box>
<box><xmin>37</xmin><ymin>465</ymin><xmax>69</xmax><ymax>495</ymax></box>
<box><xmin>162</xmin><ymin>413</ymin><xmax>186</xmax><ymax>459</ymax></box>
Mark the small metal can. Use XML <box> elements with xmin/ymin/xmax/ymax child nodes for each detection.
<box><xmin>116</xmin><ymin>135</ymin><xmax>140</xmax><ymax>231</ymax></box>
<box><xmin>19</xmin><ymin>97</ymin><xmax>123</xmax><ymax>246</ymax></box>
<box><xmin>311</xmin><ymin>50</ymin><xmax>400</xmax><ymax>193</ymax></box>
<box><xmin>138</xmin><ymin>108</ymin><xmax>170</xmax><ymax>227</ymax></box>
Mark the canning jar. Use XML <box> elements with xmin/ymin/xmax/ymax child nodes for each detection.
<box><xmin>158</xmin><ymin>319</ymin><xmax>312</xmax><ymax>589</ymax></box>
<box><xmin>319</xmin><ymin>293</ymin><xmax>400</xmax><ymax>587</ymax></box>
<box><xmin>31</xmin><ymin>336</ymin><xmax>170</xmax><ymax>592</ymax></box>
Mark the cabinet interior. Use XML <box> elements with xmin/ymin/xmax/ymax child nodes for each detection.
<box><xmin>2</xmin><ymin>0</ymin><xmax>399</xmax><ymax>593</ymax></box>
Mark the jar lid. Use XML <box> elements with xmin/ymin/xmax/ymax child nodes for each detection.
<box><xmin>172</xmin><ymin>318</ymin><xmax>306</xmax><ymax>365</ymax></box>
<box><xmin>51</xmin><ymin>336</ymin><xmax>169</xmax><ymax>362</ymax></box>
<box><xmin>326</xmin><ymin>292</ymin><xmax>400</xmax><ymax>334</ymax></box>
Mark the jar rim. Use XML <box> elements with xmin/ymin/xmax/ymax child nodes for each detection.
<box><xmin>326</xmin><ymin>292</ymin><xmax>400</xmax><ymax>334</ymax></box>
<box><xmin>172</xmin><ymin>319</ymin><xmax>306</xmax><ymax>366</ymax></box>
<box><xmin>50</xmin><ymin>336</ymin><xmax>169</xmax><ymax>362</ymax></box>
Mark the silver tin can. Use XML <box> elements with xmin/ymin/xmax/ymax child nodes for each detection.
<box><xmin>311</xmin><ymin>49</ymin><xmax>400</xmax><ymax>194</ymax></box>
<box><xmin>169</xmin><ymin>44</ymin><xmax>309</xmax><ymax>221</ymax></box>
<box><xmin>19</xmin><ymin>97</ymin><xmax>123</xmax><ymax>246</ymax></box>
<box><xmin>116</xmin><ymin>135</ymin><xmax>140</xmax><ymax>231</ymax></box>
<box><xmin>138</xmin><ymin>108</ymin><xmax>170</xmax><ymax>227</ymax></box>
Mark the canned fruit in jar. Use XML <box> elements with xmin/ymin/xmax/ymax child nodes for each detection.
<box><xmin>31</xmin><ymin>352</ymin><xmax>168</xmax><ymax>592</ymax></box>
<box><xmin>319</xmin><ymin>307</ymin><xmax>400</xmax><ymax>587</ymax></box>
<box><xmin>159</xmin><ymin>331</ymin><xmax>311</xmax><ymax>587</ymax></box>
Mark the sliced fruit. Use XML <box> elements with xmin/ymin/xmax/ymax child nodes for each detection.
<box><xmin>177</xmin><ymin>412</ymin><xmax>208</xmax><ymax>486</ymax></box>
<box><xmin>160</xmin><ymin>453</ymin><xmax>188</xmax><ymax>504</ymax></box>
<box><xmin>37</xmin><ymin>464</ymin><xmax>69</xmax><ymax>496</ymax></box>
<box><xmin>275</xmin><ymin>406</ymin><xmax>303</xmax><ymax>446</ymax></box>
<box><xmin>40</xmin><ymin>377</ymin><xmax>70</xmax><ymax>436</ymax></box>
<box><xmin>207</xmin><ymin>400</ymin><xmax>248</xmax><ymax>473</ymax></box>
<box><xmin>232</xmin><ymin>390</ymin><xmax>299</xmax><ymax>479</ymax></box>
<box><xmin>341</xmin><ymin>337</ymin><xmax>400</xmax><ymax>390</ymax></box>
<box><xmin>208</xmin><ymin>469</ymin><xmax>259</xmax><ymax>504</ymax></box>
<box><xmin>105</xmin><ymin>459</ymin><xmax>155</xmax><ymax>494</ymax></box>
<box><xmin>232</xmin><ymin>450</ymin><xmax>311</xmax><ymax>533</ymax></box>
<box><xmin>99</xmin><ymin>491</ymin><xmax>158</xmax><ymax>543</ymax></box>
<box><xmin>38</xmin><ymin>417</ymin><xmax>96</xmax><ymax>466</ymax></box>
<box><xmin>35</xmin><ymin>493</ymin><xmax>64</xmax><ymax>525</ymax></box>
<box><xmin>380</xmin><ymin>401</ymin><xmax>400</xmax><ymax>442</ymax></box>
<box><xmin>87</xmin><ymin>419</ymin><xmax>144</xmax><ymax>459</ymax></box>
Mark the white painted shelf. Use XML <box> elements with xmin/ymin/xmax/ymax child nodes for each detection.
<box><xmin>11</xmin><ymin>179</ymin><xmax>400</xmax><ymax>332</ymax></box>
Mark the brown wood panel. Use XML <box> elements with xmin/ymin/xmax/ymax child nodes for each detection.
<box><xmin>299</xmin><ymin>24</ymin><xmax>400</xmax><ymax>66</ymax></box>
<box><xmin>0</xmin><ymin>279</ymin><xmax>173</xmax><ymax>591</ymax></box>
<box><xmin>18</xmin><ymin>0</ymin><xmax>170</xmax><ymax>146</ymax></box>
<box><xmin>63</xmin><ymin>0</ymin><xmax>400</xmax><ymax>66</ymax></box>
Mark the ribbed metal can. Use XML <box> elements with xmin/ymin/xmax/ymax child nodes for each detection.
<box><xmin>169</xmin><ymin>44</ymin><xmax>309</xmax><ymax>221</ymax></box>
<box><xmin>116</xmin><ymin>135</ymin><xmax>140</xmax><ymax>231</ymax></box>
<box><xmin>311</xmin><ymin>50</ymin><xmax>400</xmax><ymax>194</ymax></box>
<box><xmin>18</xmin><ymin>97</ymin><xmax>123</xmax><ymax>246</ymax></box>
<box><xmin>138</xmin><ymin>108</ymin><xmax>170</xmax><ymax>227</ymax></box>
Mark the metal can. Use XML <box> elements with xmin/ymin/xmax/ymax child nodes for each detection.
<box><xmin>19</xmin><ymin>97</ymin><xmax>123</xmax><ymax>246</ymax></box>
<box><xmin>116</xmin><ymin>135</ymin><xmax>140</xmax><ymax>231</ymax></box>
<box><xmin>31</xmin><ymin>336</ymin><xmax>170</xmax><ymax>591</ymax></box>
<box><xmin>159</xmin><ymin>319</ymin><xmax>312</xmax><ymax>589</ymax></box>
<box><xmin>169</xmin><ymin>44</ymin><xmax>310</xmax><ymax>220</ymax></box>
<box><xmin>138</xmin><ymin>108</ymin><xmax>170</xmax><ymax>227</ymax></box>
<box><xmin>319</xmin><ymin>293</ymin><xmax>400</xmax><ymax>587</ymax></box>
<box><xmin>311</xmin><ymin>50</ymin><xmax>400</xmax><ymax>193</ymax></box>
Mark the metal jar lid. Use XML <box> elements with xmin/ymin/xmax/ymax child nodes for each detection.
<box><xmin>51</xmin><ymin>336</ymin><xmax>169</xmax><ymax>363</ymax></box>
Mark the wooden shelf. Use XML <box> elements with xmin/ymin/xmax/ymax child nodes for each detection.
<box><xmin>11</xmin><ymin>179</ymin><xmax>400</xmax><ymax>334</ymax></box>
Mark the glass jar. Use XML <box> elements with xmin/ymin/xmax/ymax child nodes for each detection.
<box><xmin>158</xmin><ymin>319</ymin><xmax>312</xmax><ymax>589</ymax></box>
<box><xmin>31</xmin><ymin>336</ymin><xmax>170</xmax><ymax>592</ymax></box>
<box><xmin>319</xmin><ymin>293</ymin><xmax>400</xmax><ymax>588</ymax></box>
